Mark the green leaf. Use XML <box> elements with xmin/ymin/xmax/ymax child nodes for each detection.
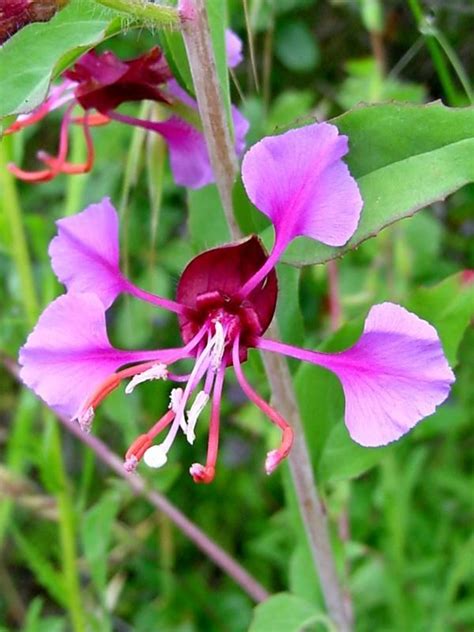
<box><xmin>267</xmin><ymin>90</ymin><xmax>315</xmax><ymax>132</ymax></box>
<box><xmin>337</xmin><ymin>58</ymin><xmax>426</xmax><ymax>110</ymax></box>
<box><xmin>249</xmin><ymin>593</ymin><xmax>333</xmax><ymax>632</ymax></box>
<box><xmin>407</xmin><ymin>272</ymin><xmax>474</xmax><ymax>366</ymax></box>
<box><xmin>161</xmin><ymin>30</ymin><xmax>195</xmax><ymax>95</ymax></box>
<box><xmin>11</xmin><ymin>526</ymin><xmax>67</xmax><ymax>608</ymax></box>
<box><xmin>0</xmin><ymin>0</ymin><xmax>124</xmax><ymax>118</ymax></box>
<box><xmin>275</xmin><ymin>21</ymin><xmax>320</xmax><ymax>73</ymax></box>
<box><xmin>317</xmin><ymin>422</ymin><xmax>390</xmax><ymax>483</ymax></box>
<box><xmin>188</xmin><ymin>184</ymin><xmax>230</xmax><ymax>251</ymax></box>
<box><xmin>260</xmin><ymin>102</ymin><xmax>474</xmax><ymax>266</ymax></box>
<box><xmin>81</xmin><ymin>490</ymin><xmax>121</xmax><ymax>594</ymax></box>
<box><xmin>207</xmin><ymin>0</ymin><xmax>233</xmax><ymax>132</ymax></box>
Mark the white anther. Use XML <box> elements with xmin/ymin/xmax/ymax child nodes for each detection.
<box><xmin>169</xmin><ymin>387</ymin><xmax>184</xmax><ymax>413</ymax></box>
<box><xmin>169</xmin><ymin>387</ymin><xmax>188</xmax><ymax>432</ymax></box>
<box><xmin>125</xmin><ymin>363</ymin><xmax>168</xmax><ymax>394</ymax></box>
<box><xmin>75</xmin><ymin>406</ymin><xmax>94</xmax><ymax>433</ymax></box>
<box><xmin>186</xmin><ymin>391</ymin><xmax>210</xmax><ymax>444</ymax></box>
<box><xmin>143</xmin><ymin>445</ymin><xmax>168</xmax><ymax>469</ymax></box>
<box><xmin>210</xmin><ymin>321</ymin><xmax>226</xmax><ymax>370</ymax></box>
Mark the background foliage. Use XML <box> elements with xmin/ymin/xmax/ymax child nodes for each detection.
<box><xmin>0</xmin><ymin>1</ymin><xmax>473</xmax><ymax>631</ymax></box>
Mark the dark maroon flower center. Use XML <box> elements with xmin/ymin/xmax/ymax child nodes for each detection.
<box><xmin>176</xmin><ymin>236</ymin><xmax>277</xmax><ymax>364</ymax></box>
<box><xmin>64</xmin><ymin>48</ymin><xmax>172</xmax><ymax>113</ymax></box>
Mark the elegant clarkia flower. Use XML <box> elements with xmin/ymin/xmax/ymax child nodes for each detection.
<box><xmin>5</xmin><ymin>31</ymin><xmax>248</xmax><ymax>188</ymax></box>
<box><xmin>19</xmin><ymin>122</ymin><xmax>455</xmax><ymax>483</ymax></box>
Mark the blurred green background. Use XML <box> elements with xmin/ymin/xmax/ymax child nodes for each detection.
<box><xmin>0</xmin><ymin>1</ymin><xmax>473</xmax><ymax>630</ymax></box>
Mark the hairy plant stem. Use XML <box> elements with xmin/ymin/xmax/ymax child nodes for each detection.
<box><xmin>180</xmin><ymin>0</ymin><xmax>241</xmax><ymax>238</ymax></box>
<box><xmin>94</xmin><ymin>0</ymin><xmax>179</xmax><ymax>28</ymax></box>
<box><xmin>179</xmin><ymin>3</ymin><xmax>350</xmax><ymax>628</ymax></box>
<box><xmin>1</xmin><ymin>355</ymin><xmax>270</xmax><ymax>605</ymax></box>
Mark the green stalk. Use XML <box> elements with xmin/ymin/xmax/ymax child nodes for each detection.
<box><xmin>407</xmin><ymin>0</ymin><xmax>459</xmax><ymax>106</ymax></box>
<box><xmin>432</xmin><ymin>29</ymin><xmax>473</xmax><ymax>104</ymax></box>
<box><xmin>46</xmin><ymin>414</ymin><xmax>87</xmax><ymax>632</ymax></box>
<box><xmin>1</xmin><ymin>138</ymin><xmax>86</xmax><ymax>631</ymax></box>
<box><xmin>0</xmin><ymin>392</ymin><xmax>37</xmax><ymax>546</ymax></box>
<box><xmin>63</xmin><ymin>122</ymin><xmax>90</xmax><ymax>217</ymax></box>
<box><xmin>0</xmin><ymin>137</ymin><xmax>39</xmax><ymax>324</ymax></box>
<box><xmin>94</xmin><ymin>0</ymin><xmax>179</xmax><ymax>28</ymax></box>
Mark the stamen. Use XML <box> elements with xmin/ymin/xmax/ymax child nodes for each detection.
<box><xmin>155</xmin><ymin>328</ymin><xmax>215</xmax><ymax>458</ymax></box>
<box><xmin>125</xmin><ymin>362</ymin><xmax>168</xmax><ymax>394</ymax></box>
<box><xmin>4</xmin><ymin>83</ymin><xmax>75</xmax><ymax>135</ymax></box>
<box><xmin>7</xmin><ymin>102</ymin><xmax>76</xmax><ymax>183</ymax></box>
<box><xmin>124</xmin><ymin>409</ymin><xmax>175</xmax><ymax>472</ymax></box>
<box><xmin>232</xmin><ymin>335</ymin><xmax>294</xmax><ymax>474</ymax></box>
<box><xmin>143</xmin><ymin>445</ymin><xmax>168</xmax><ymax>469</ymax></box>
<box><xmin>265</xmin><ymin>427</ymin><xmax>294</xmax><ymax>475</ymax></box>
<box><xmin>71</xmin><ymin>112</ymin><xmax>110</xmax><ymax>126</ymax></box>
<box><xmin>76</xmin><ymin>406</ymin><xmax>94</xmax><ymax>433</ymax></box>
<box><xmin>36</xmin><ymin>110</ymin><xmax>95</xmax><ymax>176</ymax></box>
<box><xmin>210</xmin><ymin>321</ymin><xmax>226</xmax><ymax>370</ymax></box>
<box><xmin>169</xmin><ymin>387</ymin><xmax>184</xmax><ymax>412</ymax></box>
<box><xmin>169</xmin><ymin>387</ymin><xmax>187</xmax><ymax>433</ymax></box>
<box><xmin>189</xmin><ymin>361</ymin><xmax>226</xmax><ymax>484</ymax></box>
<box><xmin>186</xmin><ymin>391</ymin><xmax>209</xmax><ymax>444</ymax></box>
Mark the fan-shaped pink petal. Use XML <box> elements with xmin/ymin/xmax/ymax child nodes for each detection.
<box><xmin>19</xmin><ymin>293</ymin><xmax>151</xmax><ymax>419</ymax></box>
<box><xmin>241</xmin><ymin>122</ymin><xmax>363</xmax><ymax>248</ymax></box>
<box><xmin>257</xmin><ymin>303</ymin><xmax>454</xmax><ymax>446</ymax></box>
<box><xmin>49</xmin><ymin>198</ymin><xmax>125</xmax><ymax>308</ymax></box>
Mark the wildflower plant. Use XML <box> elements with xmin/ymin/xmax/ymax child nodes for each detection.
<box><xmin>19</xmin><ymin>123</ymin><xmax>454</xmax><ymax>482</ymax></box>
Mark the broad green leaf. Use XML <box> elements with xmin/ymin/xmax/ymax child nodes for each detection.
<box><xmin>258</xmin><ymin>102</ymin><xmax>474</xmax><ymax>266</ymax></box>
<box><xmin>207</xmin><ymin>0</ymin><xmax>233</xmax><ymax>133</ymax></box>
<box><xmin>249</xmin><ymin>593</ymin><xmax>332</xmax><ymax>632</ymax></box>
<box><xmin>275</xmin><ymin>21</ymin><xmax>320</xmax><ymax>73</ymax></box>
<box><xmin>188</xmin><ymin>184</ymin><xmax>230</xmax><ymax>251</ymax></box>
<box><xmin>289</xmin><ymin>544</ymin><xmax>324</xmax><ymax>606</ymax></box>
<box><xmin>267</xmin><ymin>90</ymin><xmax>315</xmax><ymax>132</ymax></box>
<box><xmin>161</xmin><ymin>30</ymin><xmax>195</xmax><ymax>95</ymax></box>
<box><xmin>317</xmin><ymin>422</ymin><xmax>390</xmax><ymax>483</ymax></box>
<box><xmin>81</xmin><ymin>490</ymin><xmax>121</xmax><ymax>594</ymax></box>
<box><xmin>0</xmin><ymin>0</ymin><xmax>124</xmax><ymax>118</ymax></box>
<box><xmin>337</xmin><ymin>58</ymin><xmax>426</xmax><ymax>110</ymax></box>
<box><xmin>407</xmin><ymin>272</ymin><xmax>474</xmax><ymax>366</ymax></box>
<box><xmin>276</xmin><ymin>264</ymin><xmax>305</xmax><ymax>350</ymax></box>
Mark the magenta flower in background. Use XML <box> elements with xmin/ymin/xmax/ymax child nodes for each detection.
<box><xmin>5</xmin><ymin>32</ymin><xmax>248</xmax><ymax>188</ymax></box>
<box><xmin>19</xmin><ymin>122</ymin><xmax>454</xmax><ymax>484</ymax></box>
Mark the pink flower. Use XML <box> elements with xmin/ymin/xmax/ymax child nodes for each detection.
<box><xmin>5</xmin><ymin>34</ymin><xmax>248</xmax><ymax>188</ymax></box>
<box><xmin>19</xmin><ymin>123</ymin><xmax>454</xmax><ymax>483</ymax></box>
